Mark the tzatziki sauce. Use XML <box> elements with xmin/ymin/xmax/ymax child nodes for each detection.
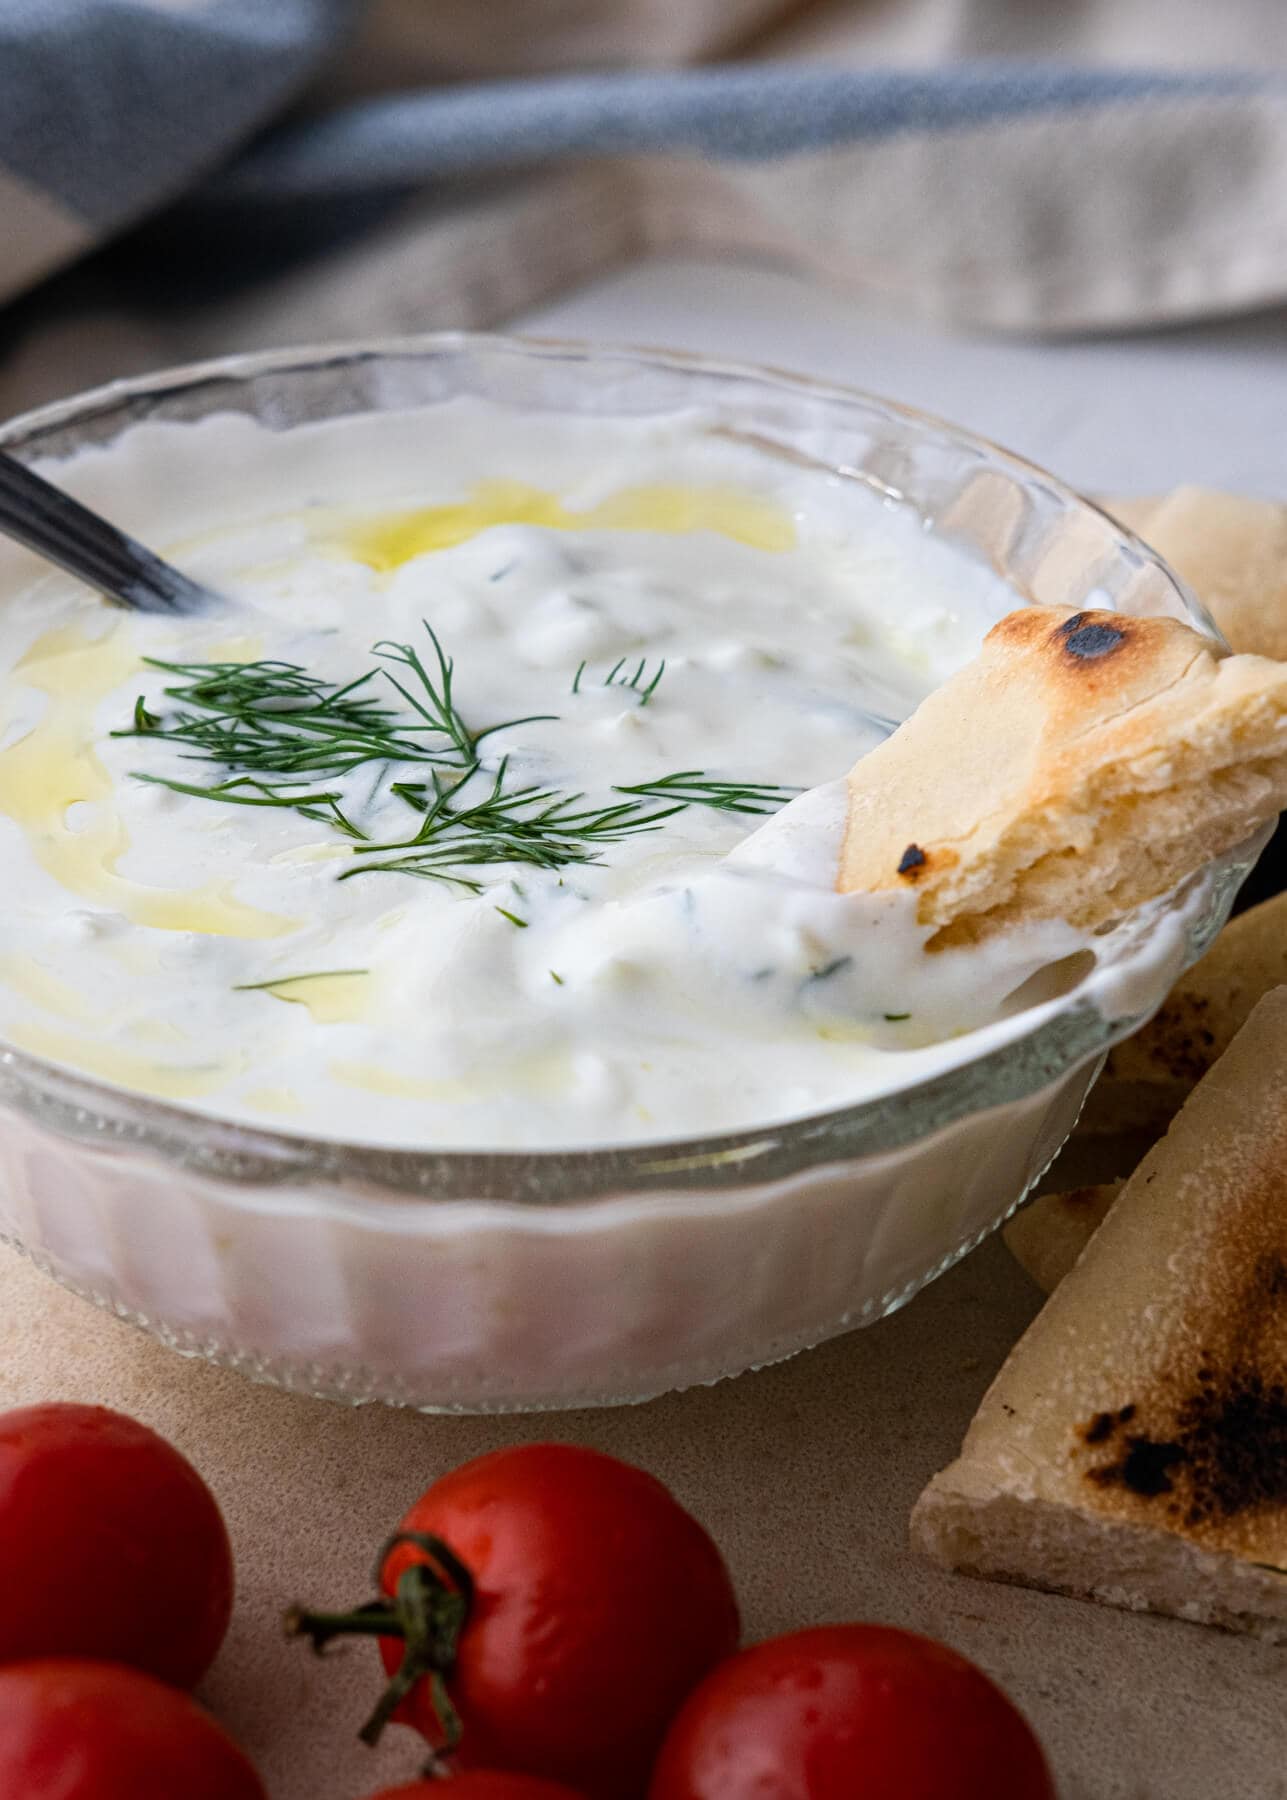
<box><xmin>0</xmin><ymin>402</ymin><xmax>1135</xmax><ymax>1148</ymax></box>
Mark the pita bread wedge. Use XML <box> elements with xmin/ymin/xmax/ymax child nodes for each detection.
<box><xmin>1003</xmin><ymin>1183</ymin><xmax>1122</xmax><ymax>1295</ymax></box>
<box><xmin>912</xmin><ymin>987</ymin><xmax>1287</xmax><ymax>1640</ymax></box>
<box><xmin>1104</xmin><ymin>496</ymin><xmax>1162</xmax><ymax>538</ymax></box>
<box><xmin>1140</xmin><ymin>487</ymin><xmax>1287</xmax><ymax>663</ymax></box>
<box><xmin>1079</xmin><ymin>889</ymin><xmax>1287</xmax><ymax>1136</ymax></box>
<box><xmin>838</xmin><ymin>605</ymin><xmax>1287</xmax><ymax>946</ymax></box>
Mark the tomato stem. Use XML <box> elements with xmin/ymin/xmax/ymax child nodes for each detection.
<box><xmin>285</xmin><ymin>1530</ymin><xmax>475</xmax><ymax>1750</ymax></box>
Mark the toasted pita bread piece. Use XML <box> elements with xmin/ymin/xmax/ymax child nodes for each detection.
<box><xmin>1079</xmin><ymin>890</ymin><xmax>1287</xmax><ymax>1136</ymax></box>
<box><xmin>839</xmin><ymin>605</ymin><xmax>1287</xmax><ymax>946</ymax></box>
<box><xmin>1104</xmin><ymin>496</ymin><xmax>1162</xmax><ymax>538</ymax></box>
<box><xmin>1003</xmin><ymin>1183</ymin><xmax>1122</xmax><ymax>1294</ymax></box>
<box><xmin>912</xmin><ymin>987</ymin><xmax>1287</xmax><ymax>1640</ymax></box>
<box><xmin>1140</xmin><ymin>488</ymin><xmax>1287</xmax><ymax>663</ymax></box>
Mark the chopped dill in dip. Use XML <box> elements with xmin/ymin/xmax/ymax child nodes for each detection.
<box><xmin>0</xmin><ymin>402</ymin><xmax>1090</xmax><ymax>1148</ymax></box>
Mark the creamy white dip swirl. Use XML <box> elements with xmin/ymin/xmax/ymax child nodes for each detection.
<box><xmin>0</xmin><ymin>402</ymin><xmax>1154</xmax><ymax>1149</ymax></box>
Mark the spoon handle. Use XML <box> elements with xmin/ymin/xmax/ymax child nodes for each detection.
<box><xmin>0</xmin><ymin>450</ymin><xmax>213</xmax><ymax>614</ymax></box>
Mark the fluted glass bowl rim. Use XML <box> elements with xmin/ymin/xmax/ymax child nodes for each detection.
<box><xmin>0</xmin><ymin>331</ymin><xmax>1243</xmax><ymax>1208</ymax></box>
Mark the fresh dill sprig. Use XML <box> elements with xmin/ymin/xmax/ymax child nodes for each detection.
<box><xmin>572</xmin><ymin>656</ymin><xmax>666</xmax><ymax>705</ymax></box>
<box><xmin>372</xmin><ymin>625</ymin><xmax>555</xmax><ymax>766</ymax></box>
<box><xmin>116</xmin><ymin>625</ymin><xmax>550</xmax><ymax>782</ymax></box>
<box><xmin>613</xmin><ymin>771</ymin><xmax>800</xmax><ymax>815</ymax></box>
<box><xmin>235</xmin><ymin>969</ymin><xmax>368</xmax><ymax>993</ymax></box>
<box><xmin>335</xmin><ymin>856</ymin><xmax>487</xmax><ymax>893</ymax></box>
<box><xmin>605</xmin><ymin>656</ymin><xmax>666</xmax><ymax>706</ymax></box>
<box><xmin>132</xmin><ymin>771</ymin><xmax>367</xmax><ymax>840</ymax></box>
<box><xmin>342</xmin><ymin>758</ymin><xmax>684</xmax><ymax>884</ymax></box>
<box><xmin>370</xmin><ymin>630</ymin><xmax>475</xmax><ymax>765</ymax></box>
<box><xmin>120</xmin><ymin>625</ymin><xmax>798</xmax><ymax>895</ymax></box>
<box><xmin>117</xmin><ymin>657</ymin><xmax>426</xmax><ymax>780</ymax></box>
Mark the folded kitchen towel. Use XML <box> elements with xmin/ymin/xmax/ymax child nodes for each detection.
<box><xmin>3</xmin><ymin>0</ymin><xmax>1287</xmax><ymax>375</ymax></box>
<box><xmin>0</xmin><ymin>0</ymin><xmax>349</xmax><ymax>304</ymax></box>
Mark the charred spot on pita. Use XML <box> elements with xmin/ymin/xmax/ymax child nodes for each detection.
<box><xmin>897</xmin><ymin>843</ymin><xmax>928</xmax><ymax>880</ymax></box>
<box><xmin>1078</xmin><ymin>1402</ymin><xmax>1140</xmax><ymax>1450</ymax></box>
<box><xmin>1114</xmin><ymin>1436</ymin><xmax>1185</xmax><ymax>1498</ymax></box>
<box><xmin>1081</xmin><ymin>1411</ymin><xmax>1116</xmax><ymax>1446</ymax></box>
<box><xmin>1056</xmin><ymin>613</ymin><xmax>1128</xmax><ymax>661</ymax></box>
<box><xmin>1078</xmin><ymin>1349</ymin><xmax>1287</xmax><ymax>1523</ymax></box>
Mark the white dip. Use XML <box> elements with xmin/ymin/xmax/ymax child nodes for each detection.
<box><xmin>0</xmin><ymin>402</ymin><xmax>1138</xmax><ymax>1148</ymax></box>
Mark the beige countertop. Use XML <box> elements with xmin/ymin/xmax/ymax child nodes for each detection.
<box><xmin>4</xmin><ymin>1228</ymin><xmax>1283</xmax><ymax>1800</ymax></box>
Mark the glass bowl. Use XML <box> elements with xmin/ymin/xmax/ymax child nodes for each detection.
<box><xmin>0</xmin><ymin>335</ymin><xmax>1257</xmax><ymax>1411</ymax></box>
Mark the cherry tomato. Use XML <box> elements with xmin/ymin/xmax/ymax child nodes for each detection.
<box><xmin>0</xmin><ymin>1660</ymin><xmax>266</xmax><ymax>1799</ymax></box>
<box><xmin>364</xmin><ymin>1777</ymin><xmax>587</xmax><ymax>1799</ymax></box>
<box><xmin>648</xmin><ymin>1625</ymin><xmax>1056</xmax><ymax>1800</ymax></box>
<box><xmin>293</xmin><ymin>1443</ymin><xmax>739</xmax><ymax>1799</ymax></box>
<box><xmin>0</xmin><ymin>1403</ymin><xmax>233</xmax><ymax>1687</ymax></box>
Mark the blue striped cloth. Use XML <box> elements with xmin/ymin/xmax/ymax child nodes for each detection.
<box><xmin>211</xmin><ymin>64</ymin><xmax>1262</xmax><ymax>197</ymax></box>
<box><xmin>3</xmin><ymin>0</ymin><xmax>1286</xmax><ymax>335</ymax></box>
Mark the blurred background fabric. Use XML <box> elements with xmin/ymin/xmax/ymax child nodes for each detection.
<box><xmin>3</xmin><ymin>0</ymin><xmax>1287</xmax><ymax>416</ymax></box>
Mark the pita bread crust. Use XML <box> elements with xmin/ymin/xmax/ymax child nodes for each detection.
<box><xmin>913</xmin><ymin>989</ymin><xmax>1287</xmax><ymax>1638</ymax></box>
<box><xmin>1141</xmin><ymin>487</ymin><xmax>1287</xmax><ymax>663</ymax></box>
<box><xmin>1080</xmin><ymin>890</ymin><xmax>1287</xmax><ymax>1136</ymax></box>
<box><xmin>839</xmin><ymin>605</ymin><xmax>1287</xmax><ymax>945</ymax></box>
<box><xmin>1003</xmin><ymin>1183</ymin><xmax>1122</xmax><ymax>1295</ymax></box>
<box><xmin>1104</xmin><ymin>496</ymin><xmax>1162</xmax><ymax>538</ymax></box>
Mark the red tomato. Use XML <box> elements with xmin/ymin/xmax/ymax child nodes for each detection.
<box><xmin>0</xmin><ymin>1403</ymin><xmax>233</xmax><ymax>1687</ymax></box>
<box><xmin>293</xmin><ymin>1444</ymin><xmax>739</xmax><ymax>1800</ymax></box>
<box><xmin>364</xmin><ymin>1778</ymin><xmax>587</xmax><ymax>1799</ymax></box>
<box><xmin>0</xmin><ymin>1660</ymin><xmax>266</xmax><ymax>1800</ymax></box>
<box><xmin>648</xmin><ymin>1625</ymin><xmax>1056</xmax><ymax>1800</ymax></box>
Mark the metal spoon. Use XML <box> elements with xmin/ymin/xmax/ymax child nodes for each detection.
<box><xmin>0</xmin><ymin>449</ymin><xmax>216</xmax><ymax>614</ymax></box>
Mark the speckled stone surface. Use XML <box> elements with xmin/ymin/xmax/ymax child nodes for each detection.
<box><xmin>3</xmin><ymin>1230</ymin><xmax>1284</xmax><ymax>1800</ymax></box>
